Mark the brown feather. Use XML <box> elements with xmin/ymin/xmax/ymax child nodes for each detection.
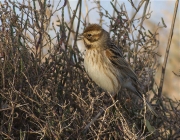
<box><xmin>83</xmin><ymin>24</ymin><xmax>102</xmax><ymax>33</ymax></box>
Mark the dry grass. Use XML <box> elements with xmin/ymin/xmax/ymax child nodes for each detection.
<box><xmin>0</xmin><ymin>0</ymin><xmax>179</xmax><ymax>139</ymax></box>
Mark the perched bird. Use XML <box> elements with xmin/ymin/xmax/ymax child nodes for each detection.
<box><xmin>81</xmin><ymin>24</ymin><xmax>157</xmax><ymax>117</ymax></box>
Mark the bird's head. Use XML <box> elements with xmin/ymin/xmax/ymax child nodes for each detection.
<box><xmin>80</xmin><ymin>24</ymin><xmax>109</xmax><ymax>49</ymax></box>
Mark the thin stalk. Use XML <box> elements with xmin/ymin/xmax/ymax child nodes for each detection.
<box><xmin>158</xmin><ymin>0</ymin><xmax>179</xmax><ymax>97</ymax></box>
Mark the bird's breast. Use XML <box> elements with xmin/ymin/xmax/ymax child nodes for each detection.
<box><xmin>84</xmin><ymin>49</ymin><xmax>121</xmax><ymax>93</ymax></box>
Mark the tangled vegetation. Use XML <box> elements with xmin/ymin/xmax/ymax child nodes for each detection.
<box><xmin>0</xmin><ymin>0</ymin><xmax>179</xmax><ymax>139</ymax></box>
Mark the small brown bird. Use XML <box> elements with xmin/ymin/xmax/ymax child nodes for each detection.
<box><xmin>81</xmin><ymin>24</ymin><xmax>157</xmax><ymax>116</ymax></box>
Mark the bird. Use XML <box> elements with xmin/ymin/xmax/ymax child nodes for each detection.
<box><xmin>81</xmin><ymin>24</ymin><xmax>157</xmax><ymax>117</ymax></box>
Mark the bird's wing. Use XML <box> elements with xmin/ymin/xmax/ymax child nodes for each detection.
<box><xmin>105</xmin><ymin>43</ymin><xmax>158</xmax><ymax>117</ymax></box>
<box><xmin>105</xmin><ymin>43</ymin><xmax>138</xmax><ymax>83</ymax></box>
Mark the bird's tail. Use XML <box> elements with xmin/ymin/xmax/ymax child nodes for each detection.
<box><xmin>135</xmin><ymin>90</ymin><xmax>158</xmax><ymax>117</ymax></box>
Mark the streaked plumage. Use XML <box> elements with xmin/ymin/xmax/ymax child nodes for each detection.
<box><xmin>82</xmin><ymin>24</ymin><xmax>157</xmax><ymax>116</ymax></box>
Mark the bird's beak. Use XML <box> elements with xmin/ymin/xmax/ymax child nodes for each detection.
<box><xmin>77</xmin><ymin>33</ymin><xmax>84</xmax><ymax>41</ymax></box>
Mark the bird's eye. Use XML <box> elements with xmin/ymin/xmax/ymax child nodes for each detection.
<box><xmin>87</xmin><ymin>34</ymin><xmax>92</xmax><ymax>38</ymax></box>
